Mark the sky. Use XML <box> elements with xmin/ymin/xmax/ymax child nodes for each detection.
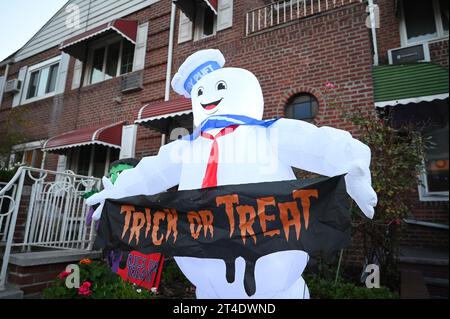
<box><xmin>0</xmin><ymin>0</ymin><xmax>69</xmax><ymax>61</ymax></box>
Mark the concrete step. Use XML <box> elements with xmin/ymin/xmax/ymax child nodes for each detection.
<box><xmin>424</xmin><ymin>277</ymin><xmax>449</xmax><ymax>299</ymax></box>
<box><xmin>401</xmin><ymin>270</ymin><xmax>430</xmax><ymax>299</ymax></box>
<box><xmin>399</xmin><ymin>246</ymin><xmax>449</xmax><ymax>300</ymax></box>
<box><xmin>0</xmin><ymin>286</ymin><xmax>24</xmax><ymax>299</ymax></box>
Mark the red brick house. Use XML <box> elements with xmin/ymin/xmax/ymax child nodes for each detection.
<box><xmin>0</xmin><ymin>0</ymin><xmax>448</xmax><ymax>298</ymax></box>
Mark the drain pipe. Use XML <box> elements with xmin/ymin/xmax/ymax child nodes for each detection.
<box><xmin>162</xmin><ymin>2</ymin><xmax>177</xmax><ymax>146</ymax></box>
<box><xmin>368</xmin><ymin>0</ymin><xmax>379</xmax><ymax>66</ymax></box>
<box><xmin>165</xmin><ymin>2</ymin><xmax>176</xmax><ymax>102</ymax></box>
<box><xmin>0</xmin><ymin>62</ymin><xmax>11</xmax><ymax>107</ymax></box>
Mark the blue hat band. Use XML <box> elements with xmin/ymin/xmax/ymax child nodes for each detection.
<box><xmin>184</xmin><ymin>61</ymin><xmax>221</xmax><ymax>95</ymax></box>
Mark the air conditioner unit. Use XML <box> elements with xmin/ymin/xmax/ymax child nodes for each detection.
<box><xmin>4</xmin><ymin>79</ymin><xmax>22</xmax><ymax>94</ymax></box>
<box><xmin>121</xmin><ymin>71</ymin><xmax>143</xmax><ymax>93</ymax></box>
<box><xmin>388</xmin><ymin>43</ymin><xmax>431</xmax><ymax>65</ymax></box>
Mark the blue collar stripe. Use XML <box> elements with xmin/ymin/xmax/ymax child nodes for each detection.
<box><xmin>185</xmin><ymin>114</ymin><xmax>280</xmax><ymax>141</ymax></box>
<box><xmin>184</xmin><ymin>61</ymin><xmax>221</xmax><ymax>95</ymax></box>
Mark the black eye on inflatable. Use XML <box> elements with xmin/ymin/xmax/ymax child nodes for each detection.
<box><xmin>198</xmin><ymin>87</ymin><xmax>204</xmax><ymax>97</ymax></box>
<box><xmin>217</xmin><ymin>81</ymin><xmax>227</xmax><ymax>91</ymax></box>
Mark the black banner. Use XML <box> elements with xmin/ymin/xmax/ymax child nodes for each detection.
<box><xmin>96</xmin><ymin>176</ymin><xmax>351</xmax><ymax>296</ymax></box>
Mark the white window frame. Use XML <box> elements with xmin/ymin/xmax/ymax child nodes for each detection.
<box><xmin>194</xmin><ymin>5</ymin><xmax>218</xmax><ymax>41</ymax></box>
<box><xmin>83</xmin><ymin>35</ymin><xmax>134</xmax><ymax>86</ymax></box>
<box><xmin>21</xmin><ymin>56</ymin><xmax>61</xmax><ymax>105</ymax></box>
<box><xmin>418</xmin><ymin>168</ymin><xmax>449</xmax><ymax>202</ymax></box>
<box><xmin>11</xmin><ymin>140</ymin><xmax>46</xmax><ymax>168</ymax></box>
<box><xmin>399</xmin><ymin>0</ymin><xmax>449</xmax><ymax>47</ymax></box>
<box><xmin>67</xmin><ymin>146</ymin><xmax>116</xmax><ymax>178</ymax></box>
<box><xmin>418</xmin><ymin>125</ymin><xmax>449</xmax><ymax>202</ymax></box>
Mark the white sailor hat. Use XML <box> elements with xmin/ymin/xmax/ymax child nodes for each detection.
<box><xmin>171</xmin><ymin>49</ymin><xmax>226</xmax><ymax>98</ymax></box>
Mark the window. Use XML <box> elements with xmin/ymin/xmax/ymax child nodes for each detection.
<box><xmin>400</xmin><ymin>0</ymin><xmax>449</xmax><ymax>45</ymax></box>
<box><xmin>285</xmin><ymin>94</ymin><xmax>319</xmax><ymax>123</ymax></box>
<box><xmin>24</xmin><ymin>57</ymin><xmax>61</xmax><ymax>101</ymax></box>
<box><xmin>194</xmin><ymin>4</ymin><xmax>217</xmax><ymax>40</ymax></box>
<box><xmin>420</xmin><ymin>126</ymin><xmax>449</xmax><ymax>200</ymax></box>
<box><xmin>67</xmin><ymin>146</ymin><xmax>119</xmax><ymax>178</ymax></box>
<box><xmin>11</xmin><ymin>141</ymin><xmax>45</xmax><ymax>169</ymax></box>
<box><xmin>85</xmin><ymin>37</ymin><xmax>135</xmax><ymax>85</ymax></box>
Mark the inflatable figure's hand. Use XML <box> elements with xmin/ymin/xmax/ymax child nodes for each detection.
<box><xmin>345</xmin><ymin>164</ymin><xmax>378</xmax><ymax>219</ymax></box>
<box><xmin>86</xmin><ymin>177</ymin><xmax>116</xmax><ymax>221</ymax></box>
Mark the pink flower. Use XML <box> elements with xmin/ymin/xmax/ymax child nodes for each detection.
<box><xmin>325</xmin><ymin>82</ymin><xmax>337</xmax><ymax>89</ymax></box>
<box><xmin>58</xmin><ymin>271</ymin><xmax>71</xmax><ymax>279</ymax></box>
<box><xmin>78</xmin><ymin>282</ymin><xmax>92</xmax><ymax>297</ymax></box>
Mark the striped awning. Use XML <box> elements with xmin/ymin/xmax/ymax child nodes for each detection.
<box><xmin>60</xmin><ymin>19</ymin><xmax>138</xmax><ymax>60</ymax></box>
<box><xmin>173</xmin><ymin>0</ymin><xmax>218</xmax><ymax>20</ymax></box>
<box><xmin>43</xmin><ymin>122</ymin><xmax>125</xmax><ymax>154</ymax></box>
<box><xmin>373</xmin><ymin>63</ymin><xmax>449</xmax><ymax>108</ymax></box>
<box><xmin>136</xmin><ymin>98</ymin><xmax>193</xmax><ymax>133</ymax></box>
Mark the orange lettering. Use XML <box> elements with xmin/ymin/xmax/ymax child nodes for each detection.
<box><xmin>257</xmin><ymin>197</ymin><xmax>280</xmax><ymax>237</ymax></box>
<box><xmin>199</xmin><ymin>210</ymin><xmax>214</xmax><ymax>238</ymax></box>
<box><xmin>166</xmin><ymin>208</ymin><xmax>178</xmax><ymax>243</ymax></box>
<box><xmin>145</xmin><ymin>208</ymin><xmax>151</xmax><ymax>238</ymax></box>
<box><xmin>152</xmin><ymin>211</ymin><xmax>165</xmax><ymax>246</ymax></box>
<box><xmin>278</xmin><ymin>201</ymin><xmax>302</xmax><ymax>241</ymax></box>
<box><xmin>236</xmin><ymin>205</ymin><xmax>257</xmax><ymax>244</ymax></box>
<box><xmin>188</xmin><ymin>211</ymin><xmax>202</xmax><ymax>240</ymax></box>
<box><xmin>216</xmin><ymin>195</ymin><xmax>239</xmax><ymax>238</ymax></box>
<box><xmin>292</xmin><ymin>189</ymin><xmax>318</xmax><ymax>229</ymax></box>
<box><xmin>120</xmin><ymin>205</ymin><xmax>134</xmax><ymax>239</ymax></box>
<box><xmin>130</xmin><ymin>212</ymin><xmax>145</xmax><ymax>245</ymax></box>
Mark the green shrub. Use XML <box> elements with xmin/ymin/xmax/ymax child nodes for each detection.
<box><xmin>0</xmin><ymin>165</ymin><xmax>20</xmax><ymax>183</ymax></box>
<box><xmin>305</xmin><ymin>275</ymin><xmax>399</xmax><ymax>299</ymax></box>
<box><xmin>42</xmin><ymin>259</ymin><xmax>158</xmax><ymax>299</ymax></box>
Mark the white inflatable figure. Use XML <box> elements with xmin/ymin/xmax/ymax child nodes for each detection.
<box><xmin>87</xmin><ymin>49</ymin><xmax>377</xmax><ymax>299</ymax></box>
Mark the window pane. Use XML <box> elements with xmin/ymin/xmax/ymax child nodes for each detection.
<box><xmin>203</xmin><ymin>8</ymin><xmax>215</xmax><ymax>36</ymax></box>
<box><xmin>105</xmin><ymin>42</ymin><xmax>121</xmax><ymax>79</ymax></box>
<box><xmin>90</xmin><ymin>47</ymin><xmax>105</xmax><ymax>84</ymax></box>
<box><xmin>77</xmin><ymin>146</ymin><xmax>91</xmax><ymax>176</ymax></box>
<box><xmin>286</xmin><ymin>94</ymin><xmax>318</xmax><ymax>123</ymax></box>
<box><xmin>27</xmin><ymin>71</ymin><xmax>40</xmax><ymax>99</ymax></box>
<box><xmin>46</xmin><ymin>63</ymin><xmax>59</xmax><ymax>93</ymax></box>
<box><xmin>121</xmin><ymin>41</ymin><xmax>135</xmax><ymax>75</ymax></box>
<box><xmin>424</xmin><ymin>127</ymin><xmax>449</xmax><ymax>193</ymax></box>
<box><xmin>32</xmin><ymin>150</ymin><xmax>43</xmax><ymax>168</ymax></box>
<box><xmin>440</xmin><ymin>0</ymin><xmax>449</xmax><ymax>33</ymax></box>
<box><xmin>403</xmin><ymin>0</ymin><xmax>437</xmax><ymax>42</ymax></box>
<box><xmin>293</xmin><ymin>103</ymin><xmax>313</xmax><ymax>120</ymax></box>
<box><xmin>24</xmin><ymin>150</ymin><xmax>34</xmax><ymax>166</ymax></box>
<box><xmin>92</xmin><ymin>147</ymin><xmax>107</xmax><ymax>178</ymax></box>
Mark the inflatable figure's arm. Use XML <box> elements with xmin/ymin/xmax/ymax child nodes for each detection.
<box><xmin>86</xmin><ymin>140</ymin><xmax>184</xmax><ymax>220</ymax></box>
<box><xmin>271</xmin><ymin>118</ymin><xmax>377</xmax><ymax>219</ymax></box>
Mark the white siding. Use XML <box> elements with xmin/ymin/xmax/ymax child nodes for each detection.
<box><xmin>178</xmin><ymin>11</ymin><xmax>193</xmax><ymax>44</ymax></box>
<box><xmin>120</xmin><ymin>125</ymin><xmax>138</xmax><ymax>159</ymax></box>
<box><xmin>14</xmin><ymin>0</ymin><xmax>160</xmax><ymax>62</ymax></box>
<box><xmin>12</xmin><ymin>66</ymin><xmax>28</xmax><ymax>108</ymax></box>
<box><xmin>133</xmin><ymin>23</ymin><xmax>149</xmax><ymax>71</ymax></box>
<box><xmin>217</xmin><ymin>0</ymin><xmax>233</xmax><ymax>31</ymax></box>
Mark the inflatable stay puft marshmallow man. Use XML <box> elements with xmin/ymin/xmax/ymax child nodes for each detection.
<box><xmin>87</xmin><ymin>49</ymin><xmax>378</xmax><ymax>299</ymax></box>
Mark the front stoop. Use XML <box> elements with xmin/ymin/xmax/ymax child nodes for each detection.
<box><xmin>399</xmin><ymin>246</ymin><xmax>449</xmax><ymax>299</ymax></box>
<box><xmin>7</xmin><ymin>250</ymin><xmax>102</xmax><ymax>298</ymax></box>
<box><xmin>0</xmin><ymin>287</ymin><xmax>24</xmax><ymax>299</ymax></box>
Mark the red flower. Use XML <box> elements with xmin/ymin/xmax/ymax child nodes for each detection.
<box><xmin>78</xmin><ymin>282</ymin><xmax>92</xmax><ymax>297</ymax></box>
<box><xmin>325</xmin><ymin>82</ymin><xmax>337</xmax><ymax>89</ymax></box>
<box><xmin>79</xmin><ymin>259</ymin><xmax>92</xmax><ymax>265</ymax></box>
<box><xmin>58</xmin><ymin>271</ymin><xmax>71</xmax><ymax>279</ymax></box>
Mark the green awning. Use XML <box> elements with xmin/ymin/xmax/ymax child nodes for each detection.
<box><xmin>372</xmin><ymin>63</ymin><xmax>449</xmax><ymax>108</ymax></box>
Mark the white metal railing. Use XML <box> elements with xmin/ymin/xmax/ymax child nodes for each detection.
<box><xmin>0</xmin><ymin>167</ymin><xmax>101</xmax><ymax>290</ymax></box>
<box><xmin>246</xmin><ymin>0</ymin><xmax>363</xmax><ymax>35</ymax></box>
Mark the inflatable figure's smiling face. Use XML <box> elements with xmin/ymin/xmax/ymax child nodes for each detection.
<box><xmin>191</xmin><ymin>68</ymin><xmax>264</xmax><ymax>127</ymax></box>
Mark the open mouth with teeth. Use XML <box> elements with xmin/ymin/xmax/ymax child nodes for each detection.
<box><xmin>201</xmin><ymin>98</ymin><xmax>223</xmax><ymax>111</ymax></box>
